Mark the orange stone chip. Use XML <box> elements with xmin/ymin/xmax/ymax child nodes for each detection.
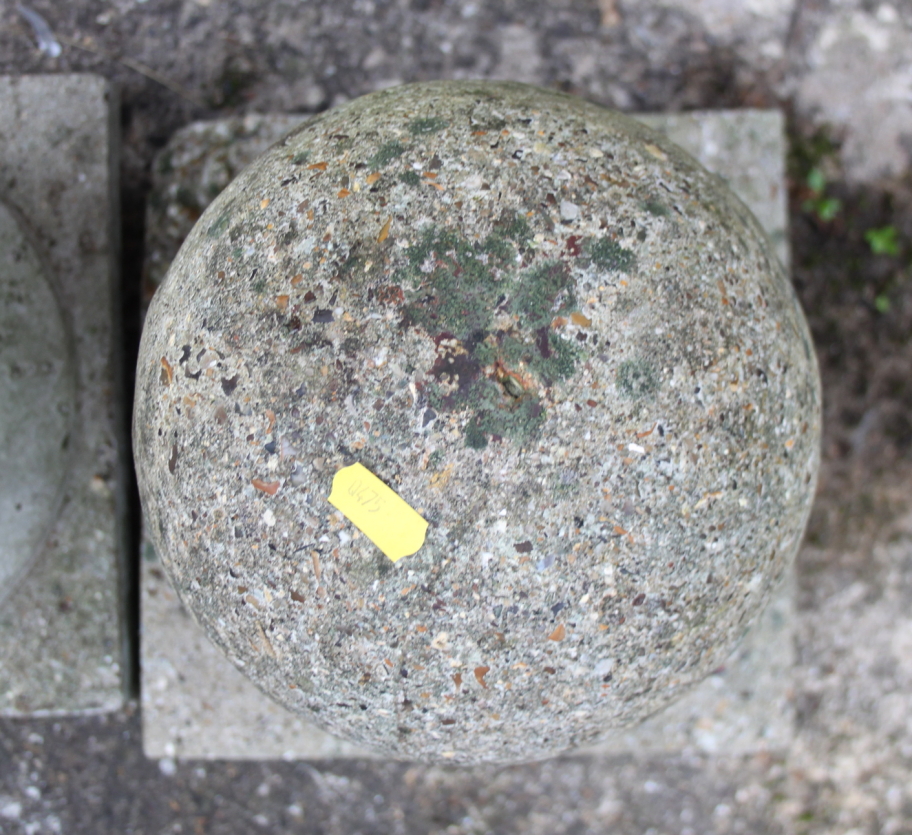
<box><xmin>252</xmin><ymin>478</ymin><xmax>280</xmax><ymax>496</ymax></box>
<box><xmin>548</xmin><ymin>624</ymin><xmax>567</xmax><ymax>642</ymax></box>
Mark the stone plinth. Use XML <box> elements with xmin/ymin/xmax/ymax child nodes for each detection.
<box><xmin>139</xmin><ymin>92</ymin><xmax>809</xmax><ymax>760</ymax></box>
<box><xmin>0</xmin><ymin>201</ymin><xmax>76</xmax><ymax>601</ymax></box>
<box><xmin>0</xmin><ymin>75</ymin><xmax>126</xmax><ymax>715</ymax></box>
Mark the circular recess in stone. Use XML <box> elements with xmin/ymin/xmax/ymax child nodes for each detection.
<box><xmin>134</xmin><ymin>81</ymin><xmax>821</xmax><ymax>764</ymax></box>
<box><xmin>0</xmin><ymin>200</ymin><xmax>76</xmax><ymax>604</ymax></box>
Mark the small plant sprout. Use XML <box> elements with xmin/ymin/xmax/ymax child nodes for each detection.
<box><xmin>864</xmin><ymin>225</ymin><xmax>900</xmax><ymax>257</ymax></box>
<box><xmin>802</xmin><ymin>167</ymin><xmax>842</xmax><ymax>222</ymax></box>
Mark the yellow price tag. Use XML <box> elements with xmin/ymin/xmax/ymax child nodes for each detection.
<box><xmin>328</xmin><ymin>462</ymin><xmax>428</xmax><ymax>562</ymax></box>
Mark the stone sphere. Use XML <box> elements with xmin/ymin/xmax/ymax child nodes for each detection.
<box><xmin>134</xmin><ymin>81</ymin><xmax>820</xmax><ymax>764</ymax></box>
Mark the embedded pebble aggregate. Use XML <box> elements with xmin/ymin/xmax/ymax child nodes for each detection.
<box><xmin>134</xmin><ymin>81</ymin><xmax>820</xmax><ymax>764</ymax></box>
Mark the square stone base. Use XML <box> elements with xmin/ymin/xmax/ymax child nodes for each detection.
<box><xmin>0</xmin><ymin>75</ymin><xmax>126</xmax><ymax>715</ymax></box>
<box><xmin>141</xmin><ymin>107</ymin><xmax>793</xmax><ymax>758</ymax></box>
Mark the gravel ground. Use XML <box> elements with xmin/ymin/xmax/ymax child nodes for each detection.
<box><xmin>2</xmin><ymin>0</ymin><xmax>912</xmax><ymax>832</ymax></box>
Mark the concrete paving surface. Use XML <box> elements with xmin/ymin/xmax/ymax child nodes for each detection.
<box><xmin>2</xmin><ymin>0</ymin><xmax>912</xmax><ymax>832</ymax></box>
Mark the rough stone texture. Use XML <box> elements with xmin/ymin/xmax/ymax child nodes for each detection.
<box><xmin>142</xmin><ymin>539</ymin><xmax>370</xmax><ymax>760</ymax></box>
<box><xmin>791</xmin><ymin>1</ymin><xmax>912</xmax><ymax>183</ymax></box>
<box><xmin>142</xmin><ymin>114</ymin><xmax>306</xmax><ymax>302</ymax></box>
<box><xmin>142</xmin><ymin>110</ymin><xmax>790</xmax><ymax>297</ymax></box>
<box><xmin>142</xmin><ymin>541</ymin><xmax>794</xmax><ymax>760</ymax></box>
<box><xmin>647</xmin><ymin>0</ymin><xmax>797</xmax><ymax>71</ymax></box>
<box><xmin>135</xmin><ymin>82</ymin><xmax>818</xmax><ymax>764</ymax></box>
<box><xmin>0</xmin><ymin>201</ymin><xmax>76</xmax><ymax>603</ymax></box>
<box><xmin>0</xmin><ymin>75</ymin><xmax>125</xmax><ymax>714</ymax></box>
<box><xmin>141</xmin><ymin>106</ymin><xmax>797</xmax><ymax>761</ymax></box>
<box><xmin>640</xmin><ymin>110</ymin><xmax>789</xmax><ymax>270</ymax></box>
<box><xmin>2</xmin><ymin>0</ymin><xmax>910</xmax><ymax>188</ymax></box>
<box><xmin>590</xmin><ymin>569</ymin><xmax>796</xmax><ymax>755</ymax></box>
<box><xmin>0</xmin><ymin>0</ymin><xmax>911</xmax><ymax>828</ymax></box>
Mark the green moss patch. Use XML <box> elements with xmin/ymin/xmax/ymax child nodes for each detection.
<box><xmin>398</xmin><ymin>227</ymin><xmax>504</xmax><ymax>336</ymax></box>
<box><xmin>368</xmin><ymin>141</ymin><xmax>407</xmax><ymax>170</ymax></box>
<box><xmin>511</xmin><ymin>260</ymin><xmax>576</xmax><ymax>329</ymax></box>
<box><xmin>206</xmin><ymin>211</ymin><xmax>232</xmax><ymax>239</ymax></box>
<box><xmin>643</xmin><ymin>200</ymin><xmax>669</xmax><ymax>217</ymax></box>
<box><xmin>396</xmin><ymin>223</ymin><xmax>588</xmax><ymax>448</ymax></box>
<box><xmin>408</xmin><ymin>117</ymin><xmax>449</xmax><ymax>136</ymax></box>
<box><xmin>616</xmin><ymin>358</ymin><xmax>659</xmax><ymax>398</ymax></box>
<box><xmin>589</xmin><ymin>238</ymin><xmax>636</xmax><ymax>273</ymax></box>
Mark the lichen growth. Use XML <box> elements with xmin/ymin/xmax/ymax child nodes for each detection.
<box><xmin>475</xmin><ymin>385</ymin><xmax>546</xmax><ymax>443</ymax></box>
<box><xmin>494</xmin><ymin>210</ymin><xmax>532</xmax><ymax>245</ymax></box>
<box><xmin>457</xmin><ymin>380</ymin><xmax>546</xmax><ymax>450</ymax></box>
<box><xmin>206</xmin><ymin>211</ymin><xmax>231</xmax><ymax>239</ymax></box>
<box><xmin>408</xmin><ymin>117</ymin><xmax>449</xmax><ymax>136</ymax></box>
<box><xmin>464</xmin><ymin>415</ymin><xmax>489</xmax><ymax>449</ymax></box>
<box><xmin>368</xmin><ymin>141</ymin><xmax>406</xmax><ymax>170</ymax></box>
<box><xmin>398</xmin><ymin>227</ymin><xmax>507</xmax><ymax>336</ymax></box>
<box><xmin>643</xmin><ymin>200</ymin><xmax>669</xmax><ymax>217</ymax></box>
<box><xmin>395</xmin><ymin>223</ymin><xmax>585</xmax><ymax>447</ymax></box>
<box><xmin>617</xmin><ymin>358</ymin><xmax>659</xmax><ymax>398</ymax></box>
<box><xmin>539</xmin><ymin>331</ymin><xmax>582</xmax><ymax>382</ymax></box>
<box><xmin>589</xmin><ymin>238</ymin><xmax>636</xmax><ymax>273</ymax></box>
<box><xmin>511</xmin><ymin>260</ymin><xmax>576</xmax><ymax>329</ymax></box>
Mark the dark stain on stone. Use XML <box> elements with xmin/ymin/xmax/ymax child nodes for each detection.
<box><xmin>536</xmin><ymin>327</ymin><xmax>552</xmax><ymax>359</ymax></box>
<box><xmin>221</xmin><ymin>375</ymin><xmax>239</xmax><ymax>395</ymax></box>
<box><xmin>375</xmin><ymin>284</ymin><xmax>404</xmax><ymax>305</ymax></box>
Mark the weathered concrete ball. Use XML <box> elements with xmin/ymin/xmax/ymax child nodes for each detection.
<box><xmin>134</xmin><ymin>81</ymin><xmax>820</xmax><ymax>764</ymax></box>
